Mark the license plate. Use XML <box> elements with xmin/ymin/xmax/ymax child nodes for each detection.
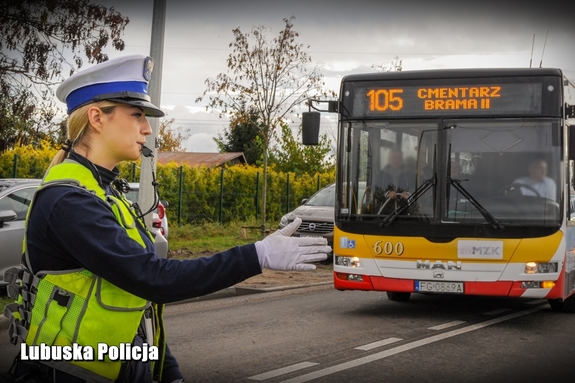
<box><xmin>415</xmin><ymin>281</ymin><xmax>464</xmax><ymax>294</ymax></box>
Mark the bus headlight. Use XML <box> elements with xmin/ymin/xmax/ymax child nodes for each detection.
<box><xmin>524</xmin><ymin>262</ymin><xmax>558</xmax><ymax>274</ymax></box>
<box><xmin>524</xmin><ymin>262</ymin><xmax>537</xmax><ymax>274</ymax></box>
<box><xmin>335</xmin><ymin>256</ymin><xmax>361</xmax><ymax>268</ymax></box>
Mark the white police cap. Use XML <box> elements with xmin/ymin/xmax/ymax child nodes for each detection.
<box><xmin>56</xmin><ymin>54</ymin><xmax>165</xmax><ymax>117</ymax></box>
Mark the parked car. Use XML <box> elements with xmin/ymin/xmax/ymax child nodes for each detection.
<box><xmin>279</xmin><ymin>184</ymin><xmax>335</xmax><ymax>248</ymax></box>
<box><xmin>0</xmin><ymin>179</ymin><xmax>169</xmax><ymax>286</ymax></box>
<box><xmin>0</xmin><ymin>179</ymin><xmax>41</xmax><ymax>286</ymax></box>
<box><xmin>126</xmin><ymin>183</ymin><xmax>169</xmax><ymax>240</ymax></box>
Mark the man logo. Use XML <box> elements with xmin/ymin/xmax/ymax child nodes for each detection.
<box><xmin>433</xmin><ymin>271</ymin><xmax>444</xmax><ymax>278</ymax></box>
<box><xmin>416</xmin><ymin>260</ymin><xmax>462</xmax><ymax>270</ymax></box>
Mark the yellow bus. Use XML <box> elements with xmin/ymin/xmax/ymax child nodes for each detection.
<box><xmin>302</xmin><ymin>68</ymin><xmax>575</xmax><ymax>312</ymax></box>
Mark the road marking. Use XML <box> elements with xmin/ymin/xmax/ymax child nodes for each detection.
<box><xmin>526</xmin><ymin>299</ymin><xmax>547</xmax><ymax>305</ymax></box>
<box><xmin>427</xmin><ymin>320</ymin><xmax>466</xmax><ymax>330</ymax></box>
<box><xmin>483</xmin><ymin>308</ymin><xmax>512</xmax><ymax>316</ymax></box>
<box><xmin>354</xmin><ymin>337</ymin><xmax>403</xmax><ymax>351</ymax></box>
<box><xmin>248</xmin><ymin>362</ymin><xmax>319</xmax><ymax>381</ymax></box>
<box><xmin>279</xmin><ymin>306</ymin><xmax>546</xmax><ymax>383</ymax></box>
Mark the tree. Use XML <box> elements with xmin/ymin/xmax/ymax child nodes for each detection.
<box><xmin>0</xmin><ymin>0</ymin><xmax>129</xmax><ymax>152</ymax></box>
<box><xmin>158</xmin><ymin>118</ymin><xmax>190</xmax><ymax>152</ymax></box>
<box><xmin>214</xmin><ymin>108</ymin><xmax>264</xmax><ymax>165</ymax></box>
<box><xmin>371</xmin><ymin>55</ymin><xmax>403</xmax><ymax>72</ymax></box>
<box><xmin>270</xmin><ymin>123</ymin><xmax>333</xmax><ymax>175</ymax></box>
<box><xmin>197</xmin><ymin>16</ymin><xmax>333</xmax><ymax>230</ymax></box>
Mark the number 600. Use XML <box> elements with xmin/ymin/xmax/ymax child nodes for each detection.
<box><xmin>373</xmin><ymin>240</ymin><xmax>404</xmax><ymax>255</ymax></box>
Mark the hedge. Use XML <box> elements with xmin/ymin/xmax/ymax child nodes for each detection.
<box><xmin>1</xmin><ymin>144</ymin><xmax>335</xmax><ymax>225</ymax></box>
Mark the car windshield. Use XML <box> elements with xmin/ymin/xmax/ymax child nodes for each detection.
<box><xmin>124</xmin><ymin>189</ymin><xmax>138</xmax><ymax>203</ymax></box>
<box><xmin>305</xmin><ymin>186</ymin><xmax>335</xmax><ymax>207</ymax></box>
<box><xmin>122</xmin><ymin>183</ymin><xmax>142</xmax><ymax>203</ymax></box>
<box><xmin>0</xmin><ymin>180</ymin><xmax>36</xmax><ymax>192</ymax></box>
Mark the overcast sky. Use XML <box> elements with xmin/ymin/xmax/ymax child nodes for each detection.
<box><xmin>96</xmin><ymin>0</ymin><xmax>575</xmax><ymax>152</ymax></box>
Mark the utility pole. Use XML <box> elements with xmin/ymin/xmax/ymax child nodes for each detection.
<box><xmin>139</xmin><ymin>0</ymin><xmax>166</xmax><ymax>228</ymax></box>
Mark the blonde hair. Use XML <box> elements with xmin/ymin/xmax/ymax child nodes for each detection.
<box><xmin>46</xmin><ymin>101</ymin><xmax>119</xmax><ymax>173</ymax></box>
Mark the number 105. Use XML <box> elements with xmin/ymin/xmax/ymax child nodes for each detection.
<box><xmin>367</xmin><ymin>89</ymin><xmax>404</xmax><ymax>111</ymax></box>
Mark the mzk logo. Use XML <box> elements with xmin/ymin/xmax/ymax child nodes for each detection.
<box><xmin>416</xmin><ymin>260</ymin><xmax>462</xmax><ymax>270</ymax></box>
<box><xmin>457</xmin><ymin>240</ymin><xmax>503</xmax><ymax>259</ymax></box>
<box><xmin>460</xmin><ymin>246</ymin><xmax>501</xmax><ymax>256</ymax></box>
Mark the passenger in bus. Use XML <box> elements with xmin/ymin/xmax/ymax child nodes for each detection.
<box><xmin>513</xmin><ymin>158</ymin><xmax>556</xmax><ymax>201</ymax></box>
<box><xmin>465</xmin><ymin>156</ymin><xmax>489</xmax><ymax>199</ymax></box>
<box><xmin>450</xmin><ymin>160</ymin><xmax>462</xmax><ymax>178</ymax></box>
<box><xmin>447</xmin><ymin>160</ymin><xmax>464</xmax><ymax>210</ymax></box>
<box><xmin>375</xmin><ymin>148</ymin><xmax>411</xmax><ymax>200</ymax></box>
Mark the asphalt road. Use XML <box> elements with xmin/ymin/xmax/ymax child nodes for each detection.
<box><xmin>165</xmin><ymin>285</ymin><xmax>575</xmax><ymax>383</ymax></box>
<box><xmin>1</xmin><ymin>285</ymin><xmax>575</xmax><ymax>382</ymax></box>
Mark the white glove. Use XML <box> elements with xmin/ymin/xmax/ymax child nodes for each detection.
<box><xmin>255</xmin><ymin>217</ymin><xmax>331</xmax><ymax>271</ymax></box>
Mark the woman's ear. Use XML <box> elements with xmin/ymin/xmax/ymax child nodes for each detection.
<box><xmin>87</xmin><ymin>106</ymin><xmax>105</xmax><ymax>133</ymax></box>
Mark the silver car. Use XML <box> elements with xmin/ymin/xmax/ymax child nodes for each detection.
<box><xmin>279</xmin><ymin>184</ymin><xmax>335</xmax><ymax>248</ymax></box>
<box><xmin>0</xmin><ymin>179</ymin><xmax>168</xmax><ymax>286</ymax></box>
<box><xmin>0</xmin><ymin>179</ymin><xmax>41</xmax><ymax>286</ymax></box>
<box><xmin>123</xmin><ymin>183</ymin><xmax>168</xmax><ymax>257</ymax></box>
<box><xmin>125</xmin><ymin>183</ymin><xmax>169</xmax><ymax>240</ymax></box>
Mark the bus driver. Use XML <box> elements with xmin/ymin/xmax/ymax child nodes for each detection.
<box><xmin>375</xmin><ymin>148</ymin><xmax>411</xmax><ymax>200</ymax></box>
<box><xmin>513</xmin><ymin>158</ymin><xmax>557</xmax><ymax>201</ymax></box>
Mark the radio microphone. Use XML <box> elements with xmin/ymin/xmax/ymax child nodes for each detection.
<box><xmin>142</xmin><ymin>145</ymin><xmax>154</xmax><ymax>158</ymax></box>
<box><xmin>136</xmin><ymin>144</ymin><xmax>159</xmax><ymax>219</ymax></box>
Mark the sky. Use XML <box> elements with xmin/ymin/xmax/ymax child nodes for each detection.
<box><xmin>94</xmin><ymin>0</ymin><xmax>575</xmax><ymax>152</ymax></box>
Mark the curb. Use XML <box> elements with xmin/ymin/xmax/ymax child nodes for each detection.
<box><xmin>0</xmin><ymin>282</ymin><xmax>332</xmax><ymax>330</ymax></box>
<box><xmin>167</xmin><ymin>281</ymin><xmax>332</xmax><ymax>306</ymax></box>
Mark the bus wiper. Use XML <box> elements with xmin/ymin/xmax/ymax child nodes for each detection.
<box><xmin>447</xmin><ymin>176</ymin><xmax>504</xmax><ymax>230</ymax></box>
<box><xmin>379</xmin><ymin>175</ymin><xmax>436</xmax><ymax>227</ymax></box>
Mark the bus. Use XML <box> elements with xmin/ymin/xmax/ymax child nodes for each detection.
<box><xmin>302</xmin><ymin>68</ymin><xmax>575</xmax><ymax>312</ymax></box>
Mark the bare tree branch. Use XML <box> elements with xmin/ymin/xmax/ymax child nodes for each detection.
<box><xmin>196</xmin><ymin>16</ymin><xmax>336</xmax><ymax>229</ymax></box>
<box><xmin>0</xmin><ymin>0</ymin><xmax>129</xmax><ymax>152</ymax></box>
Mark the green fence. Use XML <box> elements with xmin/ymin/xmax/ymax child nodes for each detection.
<box><xmin>134</xmin><ymin>162</ymin><xmax>334</xmax><ymax>225</ymax></box>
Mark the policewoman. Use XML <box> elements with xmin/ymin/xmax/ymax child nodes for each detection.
<box><xmin>4</xmin><ymin>55</ymin><xmax>331</xmax><ymax>383</ymax></box>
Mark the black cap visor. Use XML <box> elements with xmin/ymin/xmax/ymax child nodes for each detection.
<box><xmin>108</xmin><ymin>98</ymin><xmax>165</xmax><ymax>117</ymax></box>
<box><xmin>83</xmin><ymin>90</ymin><xmax>165</xmax><ymax>117</ymax></box>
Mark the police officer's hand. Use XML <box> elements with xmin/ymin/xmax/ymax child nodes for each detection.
<box><xmin>255</xmin><ymin>218</ymin><xmax>331</xmax><ymax>271</ymax></box>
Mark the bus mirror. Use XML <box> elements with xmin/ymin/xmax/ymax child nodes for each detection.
<box><xmin>302</xmin><ymin>111</ymin><xmax>321</xmax><ymax>145</ymax></box>
<box><xmin>328</xmin><ymin>101</ymin><xmax>338</xmax><ymax>113</ymax></box>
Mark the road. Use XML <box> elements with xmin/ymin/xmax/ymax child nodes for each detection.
<box><xmin>165</xmin><ymin>285</ymin><xmax>575</xmax><ymax>383</ymax></box>
<box><xmin>1</xmin><ymin>285</ymin><xmax>575</xmax><ymax>382</ymax></box>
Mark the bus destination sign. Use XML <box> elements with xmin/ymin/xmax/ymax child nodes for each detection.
<box><xmin>352</xmin><ymin>83</ymin><xmax>543</xmax><ymax>117</ymax></box>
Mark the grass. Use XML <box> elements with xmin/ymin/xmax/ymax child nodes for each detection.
<box><xmin>167</xmin><ymin>220</ymin><xmax>278</xmax><ymax>259</ymax></box>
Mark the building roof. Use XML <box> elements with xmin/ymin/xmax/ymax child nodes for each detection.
<box><xmin>157</xmin><ymin>152</ymin><xmax>247</xmax><ymax>167</ymax></box>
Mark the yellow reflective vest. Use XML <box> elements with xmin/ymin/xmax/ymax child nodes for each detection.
<box><xmin>4</xmin><ymin>160</ymin><xmax>166</xmax><ymax>383</ymax></box>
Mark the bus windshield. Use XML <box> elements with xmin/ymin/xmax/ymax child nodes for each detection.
<box><xmin>338</xmin><ymin>118</ymin><xmax>562</xmax><ymax>227</ymax></box>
